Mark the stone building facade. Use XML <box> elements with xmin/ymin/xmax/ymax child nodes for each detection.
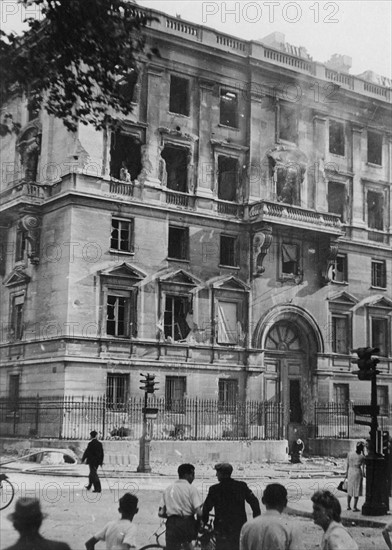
<box><xmin>1</xmin><ymin>8</ymin><xmax>391</xmax><ymax>441</ymax></box>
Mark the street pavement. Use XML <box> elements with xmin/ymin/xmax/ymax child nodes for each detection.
<box><xmin>1</xmin><ymin>457</ymin><xmax>391</xmax><ymax>549</ymax></box>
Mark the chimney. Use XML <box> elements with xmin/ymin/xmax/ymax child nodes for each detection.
<box><xmin>260</xmin><ymin>32</ymin><xmax>285</xmax><ymax>51</ymax></box>
<box><xmin>325</xmin><ymin>54</ymin><xmax>352</xmax><ymax>73</ymax></box>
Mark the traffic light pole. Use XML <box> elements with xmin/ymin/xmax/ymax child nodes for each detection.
<box><xmin>137</xmin><ymin>391</ymin><xmax>151</xmax><ymax>473</ymax></box>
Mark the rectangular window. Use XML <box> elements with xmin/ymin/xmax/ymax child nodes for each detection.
<box><xmin>15</xmin><ymin>228</ymin><xmax>27</xmax><ymax>262</ymax></box>
<box><xmin>117</xmin><ymin>69</ymin><xmax>138</xmax><ymax>103</ymax></box>
<box><xmin>164</xmin><ymin>295</ymin><xmax>191</xmax><ymax>341</ymax></box>
<box><xmin>332</xmin><ymin>316</ymin><xmax>349</xmax><ymax>354</ymax></box>
<box><xmin>9</xmin><ymin>374</ymin><xmax>20</xmax><ymax>405</ymax></box>
<box><xmin>334</xmin><ymin>383</ymin><xmax>349</xmax><ymax>412</ymax></box>
<box><xmin>367</xmin><ymin>131</ymin><xmax>382</xmax><ymax>165</ymax></box>
<box><xmin>166</xmin><ymin>376</ymin><xmax>186</xmax><ymax>412</ymax></box>
<box><xmin>279</xmin><ymin>103</ymin><xmax>297</xmax><ymax>143</ymax></box>
<box><xmin>110</xmin><ymin>218</ymin><xmax>134</xmax><ymax>253</ymax></box>
<box><xmin>377</xmin><ymin>386</ymin><xmax>389</xmax><ymax>415</ymax></box>
<box><xmin>161</xmin><ymin>145</ymin><xmax>188</xmax><ymax>192</ymax></box>
<box><xmin>371</xmin><ymin>317</ymin><xmax>388</xmax><ymax>356</ymax></box>
<box><xmin>329</xmin><ymin>120</ymin><xmax>345</xmax><ymax>156</ymax></box>
<box><xmin>367</xmin><ymin>190</ymin><xmax>384</xmax><ymax>230</ymax></box>
<box><xmin>220</xmin><ymin>235</ymin><xmax>237</xmax><ymax>267</ymax></box>
<box><xmin>218</xmin><ymin>379</ymin><xmax>239</xmax><ymax>410</ymax></box>
<box><xmin>281</xmin><ymin>243</ymin><xmax>299</xmax><ymax>276</ymax></box>
<box><xmin>106</xmin><ymin>293</ymin><xmax>130</xmax><ymax>337</ymax></box>
<box><xmin>11</xmin><ymin>295</ymin><xmax>24</xmax><ymax>340</ymax></box>
<box><xmin>168</xmin><ymin>226</ymin><xmax>189</xmax><ymax>260</ymax></box>
<box><xmin>217</xmin><ymin>301</ymin><xmax>238</xmax><ymax>344</ymax></box>
<box><xmin>220</xmin><ymin>89</ymin><xmax>238</xmax><ymax>128</ymax></box>
<box><xmin>110</xmin><ymin>132</ymin><xmax>142</xmax><ymax>181</ymax></box>
<box><xmin>371</xmin><ymin>260</ymin><xmax>386</xmax><ymax>288</ymax></box>
<box><xmin>169</xmin><ymin>75</ymin><xmax>189</xmax><ymax>116</ymax></box>
<box><xmin>328</xmin><ymin>182</ymin><xmax>346</xmax><ymax>220</ymax></box>
<box><xmin>331</xmin><ymin>254</ymin><xmax>348</xmax><ymax>283</ymax></box>
<box><xmin>106</xmin><ymin>373</ymin><xmax>129</xmax><ymax>410</ymax></box>
<box><xmin>218</xmin><ymin>156</ymin><xmax>238</xmax><ymax>201</ymax></box>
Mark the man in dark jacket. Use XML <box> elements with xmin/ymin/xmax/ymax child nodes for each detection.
<box><xmin>82</xmin><ymin>430</ymin><xmax>104</xmax><ymax>493</ymax></box>
<box><xmin>202</xmin><ymin>463</ymin><xmax>261</xmax><ymax>550</ymax></box>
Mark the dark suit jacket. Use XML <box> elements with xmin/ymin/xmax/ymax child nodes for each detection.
<box><xmin>202</xmin><ymin>478</ymin><xmax>261</xmax><ymax>537</ymax></box>
<box><xmin>4</xmin><ymin>534</ymin><xmax>71</xmax><ymax>550</ymax></box>
<box><xmin>82</xmin><ymin>438</ymin><xmax>104</xmax><ymax>467</ymax></box>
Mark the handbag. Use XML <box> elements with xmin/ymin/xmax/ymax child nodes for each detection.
<box><xmin>337</xmin><ymin>479</ymin><xmax>348</xmax><ymax>492</ymax></box>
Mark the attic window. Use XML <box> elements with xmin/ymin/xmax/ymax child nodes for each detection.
<box><xmin>218</xmin><ymin>156</ymin><xmax>238</xmax><ymax>201</ymax></box>
<box><xmin>220</xmin><ymin>90</ymin><xmax>238</xmax><ymax>128</ymax></box>
<box><xmin>329</xmin><ymin>120</ymin><xmax>345</xmax><ymax>156</ymax></box>
<box><xmin>367</xmin><ymin>131</ymin><xmax>382</xmax><ymax>165</ymax></box>
<box><xmin>110</xmin><ymin>132</ymin><xmax>142</xmax><ymax>181</ymax></box>
<box><xmin>169</xmin><ymin>75</ymin><xmax>189</xmax><ymax>116</ymax></box>
<box><xmin>161</xmin><ymin>145</ymin><xmax>188</xmax><ymax>192</ymax></box>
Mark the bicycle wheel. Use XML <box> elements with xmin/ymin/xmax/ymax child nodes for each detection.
<box><xmin>0</xmin><ymin>478</ymin><xmax>15</xmax><ymax>511</ymax></box>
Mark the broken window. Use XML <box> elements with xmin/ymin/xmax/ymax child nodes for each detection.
<box><xmin>169</xmin><ymin>75</ymin><xmax>189</xmax><ymax>116</ymax></box>
<box><xmin>106</xmin><ymin>374</ymin><xmax>129</xmax><ymax>410</ymax></box>
<box><xmin>371</xmin><ymin>317</ymin><xmax>388</xmax><ymax>356</ymax></box>
<box><xmin>367</xmin><ymin>190</ymin><xmax>384</xmax><ymax>230</ymax></box>
<box><xmin>218</xmin><ymin>156</ymin><xmax>238</xmax><ymax>201</ymax></box>
<box><xmin>367</xmin><ymin>131</ymin><xmax>382</xmax><ymax>165</ymax></box>
<box><xmin>11</xmin><ymin>295</ymin><xmax>24</xmax><ymax>340</ymax></box>
<box><xmin>329</xmin><ymin>120</ymin><xmax>345</xmax><ymax>156</ymax></box>
<box><xmin>110</xmin><ymin>218</ymin><xmax>134</xmax><ymax>253</ymax></box>
<box><xmin>220</xmin><ymin>89</ymin><xmax>238</xmax><ymax>128</ymax></box>
<box><xmin>371</xmin><ymin>260</ymin><xmax>386</xmax><ymax>288</ymax></box>
<box><xmin>279</xmin><ymin>103</ymin><xmax>297</xmax><ymax>143</ymax></box>
<box><xmin>106</xmin><ymin>294</ymin><xmax>129</xmax><ymax>337</ymax></box>
<box><xmin>220</xmin><ymin>235</ymin><xmax>237</xmax><ymax>267</ymax></box>
<box><xmin>332</xmin><ymin>315</ymin><xmax>349</xmax><ymax>353</ymax></box>
<box><xmin>164</xmin><ymin>295</ymin><xmax>191</xmax><ymax>341</ymax></box>
<box><xmin>117</xmin><ymin>69</ymin><xmax>138</xmax><ymax>103</ymax></box>
<box><xmin>161</xmin><ymin>145</ymin><xmax>188</xmax><ymax>192</ymax></box>
<box><xmin>110</xmin><ymin>132</ymin><xmax>142</xmax><ymax>181</ymax></box>
<box><xmin>331</xmin><ymin>254</ymin><xmax>348</xmax><ymax>283</ymax></box>
<box><xmin>15</xmin><ymin>228</ymin><xmax>27</xmax><ymax>262</ymax></box>
<box><xmin>281</xmin><ymin>243</ymin><xmax>299</xmax><ymax>276</ymax></box>
<box><xmin>168</xmin><ymin>226</ymin><xmax>189</xmax><ymax>260</ymax></box>
<box><xmin>217</xmin><ymin>301</ymin><xmax>238</xmax><ymax>344</ymax></box>
<box><xmin>328</xmin><ymin>181</ymin><xmax>346</xmax><ymax>220</ymax></box>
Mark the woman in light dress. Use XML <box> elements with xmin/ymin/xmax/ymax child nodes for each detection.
<box><xmin>345</xmin><ymin>441</ymin><xmax>365</xmax><ymax>511</ymax></box>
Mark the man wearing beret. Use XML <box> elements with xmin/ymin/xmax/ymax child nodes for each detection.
<box><xmin>202</xmin><ymin>463</ymin><xmax>261</xmax><ymax>550</ymax></box>
<box><xmin>5</xmin><ymin>497</ymin><xmax>71</xmax><ymax>550</ymax></box>
<box><xmin>82</xmin><ymin>430</ymin><xmax>104</xmax><ymax>493</ymax></box>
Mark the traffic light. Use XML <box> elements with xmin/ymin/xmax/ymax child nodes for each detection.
<box><xmin>140</xmin><ymin>373</ymin><xmax>158</xmax><ymax>394</ymax></box>
<box><xmin>351</xmin><ymin>347</ymin><xmax>380</xmax><ymax>380</ymax></box>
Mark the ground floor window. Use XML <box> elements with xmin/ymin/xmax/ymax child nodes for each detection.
<box><xmin>218</xmin><ymin>379</ymin><xmax>238</xmax><ymax>410</ymax></box>
<box><xmin>165</xmin><ymin>376</ymin><xmax>186</xmax><ymax>412</ymax></box>
<box><xmin>106</xmin><ymin>373</ymin><xmax>129</xmax><ymax>409</ymax></box>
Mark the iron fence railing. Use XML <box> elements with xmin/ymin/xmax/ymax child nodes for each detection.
<box><xmin>314</xmin><ymin>402</ymin><xmax>392</xmax><ymax>439</ymax></box>
<box><xmin>0</xmin><ymin>396</ymin><xmax>284</xmax><ymax>441</ymax></box>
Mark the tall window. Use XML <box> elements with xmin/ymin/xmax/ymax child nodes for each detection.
<box><xmin>164</xmin><ymin>295</ymin><xmax>191</xmax><ymax>341</ymax></box>
<box><xmin>217</xmin><ymin>156</ymin><xmax>238</xmax><ymax>201</ymax></box>
<box><xmin>15</xmin><ymin>228</ymin><xmax>27</xmax><ymax>262</ymax></box>
<box><xmin>106</xmin><ymin>292</ymin><xmax>134</xmax><ymax>337</ymax></box>
<box><xmin>220</xmin><ymin>89</ymin><xmax>238</xmax><ymax>128</ymax></box>
<box><xmin>11</xmin><ymin>295</ymin><xmax>24</xmax><ymax>340</ymax></box>
<box><xmin>110</xmin><ymin>131</ymin><xmax>142</xmax><ymax>181</ymax></box>
<box><xmin>117</xmin><ymin>69</ymin><xmax>138</xmax><ymax>103</ymax></box>
<box><xmin>110</xmin><ymin>218</ymin><xmax>134</xmax><ymax>253</ymax></box>
<box><xmin>166</xmin><ymin>376</ymin><xmax>186</xmax><ymax>412</ymax></box>
<box><xmin>219</xmin><ymin>379</ymin><xmax>238</xmax><ymax>408</ymax></box>
<box><xmin>331</xmin><ymin>254</ymin><xmax>348</xmax><ymax>283</ymax></box>
<box><xmin>377</xmin><ymin>386</ymin><xmax>389</xmax><ymax>415</ymax></box>
<box><xmin>161</xmin><ymin>145</ymin><xmax>188</xmax><ymax>192</ymax></box>
<box><xmin>328</xmin><ymin>182</ymin><xmax>346</xmax><ymax>220</ymax></box>
<box><xmin>279</xmin><ymin>103</ymin><xmax>297</xmax><ymax>143</ymax></box>
<box><xmin>220</xmin><ymin>235</ymin><xmax>237</xmax><ymax>267</ymax></box>
<box><xmin>168</xmin><ymin>226</ymin><xmax>189</xmax><ymax>260</ymax></box>
<box><xmin>367</xmin><ymin>131</ymin><xmax>382</xmax><ymax>165</ymax></box>
<box><xmin>371</xmin><ymin>260</ymin><xmax>386</xmax><ymax>288</ymax></box>
<box><xmin>169</xmin><ymin>75</ymin><xmax>189</xmax><ymax>116</ymax></box>
<box><xmin>281</xmin><ymin>243</ymin><xmax>299</xmax><ymax>276</ymax></box>
<box><xmin>329</xmin><ymin>120</ymin><xmax>345</xmax><ymax>156</ymax></box>
<box><xmin>334</xmin><ymin>383</ymin><xmax>349</xmax><ymax>412</ymax></box>
<box><xmin>332</xmin><ymin>316</ymin><xmax>349</xmax><ymax>354</ymax></box>
<box><xmin>371</xmin><ymin>317</ymin><xmax>388</xmax><ymax>356</ymax></box>
<box><xmin>217</xmin><ymin>301</ymin><xmax>238</xmax><ymax>344</ymax></box>
<box><xmin>106</xmin><ymin>373</ymin><xmax>129</xmax><ymax>410</ymax></box>
<box><xmin>367</xmin><ymin>190</ymin><xmax>384</xmax><ymax>230</ymax></box>
<box><xmin>9</xmin><ymin>374</ymin><xmax>20</xmax><ymax>406</ymax></box>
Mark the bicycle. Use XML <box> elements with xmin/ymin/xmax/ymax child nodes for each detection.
<box><xmin>139</xmin><ymin>518</ymin><xmax>216</xmax><ymax>550</ymax></box>
<box><xmin>0</xmin><ymin>473</ymin><xmax>15</xmax><ymax>511</ymax></box>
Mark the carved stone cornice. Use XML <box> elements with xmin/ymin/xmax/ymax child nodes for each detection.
<box><xmin>321</xmin><ymin>238</ymin><xmax>340</xmax><ymax>284</ymax></box>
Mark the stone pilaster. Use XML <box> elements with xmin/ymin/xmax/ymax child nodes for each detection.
<box><xmin>313</xmin><ymin>115</ymin><xmax>327</xmax><ymax>211</ymax></box>
<box><xmin>197</xmin><ymin>79</ymin><xmax>214</xmax><ymax>198</ymax></box>
<box><xmin>144</xmin><ymin>65</ymin><xmax>164</xmax><ymax>185</ymax></box>
<box><xmin>351</xmin><ymin>123</ymin><xmax>365</xmax><ymax>226</ymax></box>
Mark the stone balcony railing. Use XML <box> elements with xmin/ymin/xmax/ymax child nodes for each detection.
<box><xmin>0</xmin><ymin>181</ymin><xmax>47</xmax><ymax>212</ymax></box>
<box><xmin>248</xmin><ymin>200</ymin><xmax>344</xmax><ymax>235</ymax></box>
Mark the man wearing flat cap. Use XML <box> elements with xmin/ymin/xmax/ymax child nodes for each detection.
<box><xmin>5</xmin><ymin>497</ymin><xmax>71</xmax><ymax>550</ymax></box>
<box><xmin>202</xmin><ymin>462</ymin><xmax>261</xmax><ymax>550</ymax></box>
<box><xmin>82</xmin><ymin>430</ymin><xmax>104</xmax><ymax>493</ymax></box>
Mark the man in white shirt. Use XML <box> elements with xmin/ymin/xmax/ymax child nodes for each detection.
<box><xmin>240</xmin><ymin>483</ymin><xmax>301</xmax><ymax>550</ymax></box>
<box><xmin>159</xmin><ymin>463</ymin><xmax>203</xmax><ymax>550</ymax></box>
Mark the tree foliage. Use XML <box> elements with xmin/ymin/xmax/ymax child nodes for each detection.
<box><xmin>0</xmin><ymin>0</ymin><xmax>158</xmax><ymax>131</ymax></box>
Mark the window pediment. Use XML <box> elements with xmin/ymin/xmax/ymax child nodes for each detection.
<box><xmin>100</xmin><ymin>262</ymin><xmax>146</xmax><ymax>282</ymax></box>
<box><xmin>159</xmin><ymin>269</ymin><xmax>201</xmax><ymax>287</ymax></box>
<box><xmin>210</xmin><ymin>275</ymin><xmax>249</xmax><ymax>292</ymax></box>
<box><xmin>4</xmin><ymin>267</ymin><xmax>30</xmax><ymax>288</ymax></box>
<box><xmin>366</xmin><ymin>296</ymin><xmax>392</xmax><ymax>310</ymax></box>
<box><xmin>328</xmin><ymin>291</ymin><xmax>358</xmax><ymax>306</ymax></box>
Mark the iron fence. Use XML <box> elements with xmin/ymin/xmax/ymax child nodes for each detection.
<box><xmin>314</xmin><ymin>402</ymin><xmax>392</xmax><ymax>439</ymax></box>
<box><xmin>0</xmin><ymin>396</ymin><xmax>284</xmax><ymax>441</ymax></box>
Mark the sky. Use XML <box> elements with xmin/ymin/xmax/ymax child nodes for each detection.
<box><xmin>138</xmin><ymin>0</ymin><xmax>392</xmax><ymax>79</ymax></box>
<box><xmin>1</xmin><ymin>0</ymin><xmax>391</xmax><ymax>79</ymax></box>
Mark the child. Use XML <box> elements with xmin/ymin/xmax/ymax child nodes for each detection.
<box><xmin>85</xmin><ymin>493</ymin><xmax>138</xmax><ymax>550</ymax></box>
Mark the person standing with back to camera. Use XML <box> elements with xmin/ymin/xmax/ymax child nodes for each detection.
<box><xmin>345</xmin><ymin>441</ymin><xmax>365</xmax><ymax>511</ymax></box>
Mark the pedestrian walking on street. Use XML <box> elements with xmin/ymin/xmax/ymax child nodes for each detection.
<box><xmin>345</xmin><ymin>441</ymin><xmax>365</xmax><ymax>511</ymax></box>
<box><xmin>85</xmin><ymin>493</ymin><xmax>138</xmax><ymax>550</ymax></box>
<box><xmin>311</xmin><ymin>490</ymin><xmax>358</xmax><ymax>550</ymax></box>
<box><xmin>5</xmin><ymin>497</ymin><xmax>71</xmax><ymax>550</ymax></box>
<box><xmin>82</xmin><ymin>430</ymin><xmax>104</xmax><ymax>493</ymax></box>
<box><xmin>203</xmin><ymin>462</ymin><xmax>261</xmax><ymax>550</ymax></box>
<box><xmin>159</xmin><ymin>463</ymin><xmax>203</xmax><ymax>550</ymax></box>
<box><xmin>239</xmin><ymin>483</ymin><xmax>300</xmax><ymax>550</ymax></box>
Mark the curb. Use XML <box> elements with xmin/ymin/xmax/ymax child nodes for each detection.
<box><xmin>286</xmin><ymin>505</ymin><xmax>390</xmax><ymax>528</ymax></box>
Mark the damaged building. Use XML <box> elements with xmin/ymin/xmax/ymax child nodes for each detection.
<box><xmin>0</xmin><ymin>9</ymin><xmax>391</xmax><ymax>444</ymax></box>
